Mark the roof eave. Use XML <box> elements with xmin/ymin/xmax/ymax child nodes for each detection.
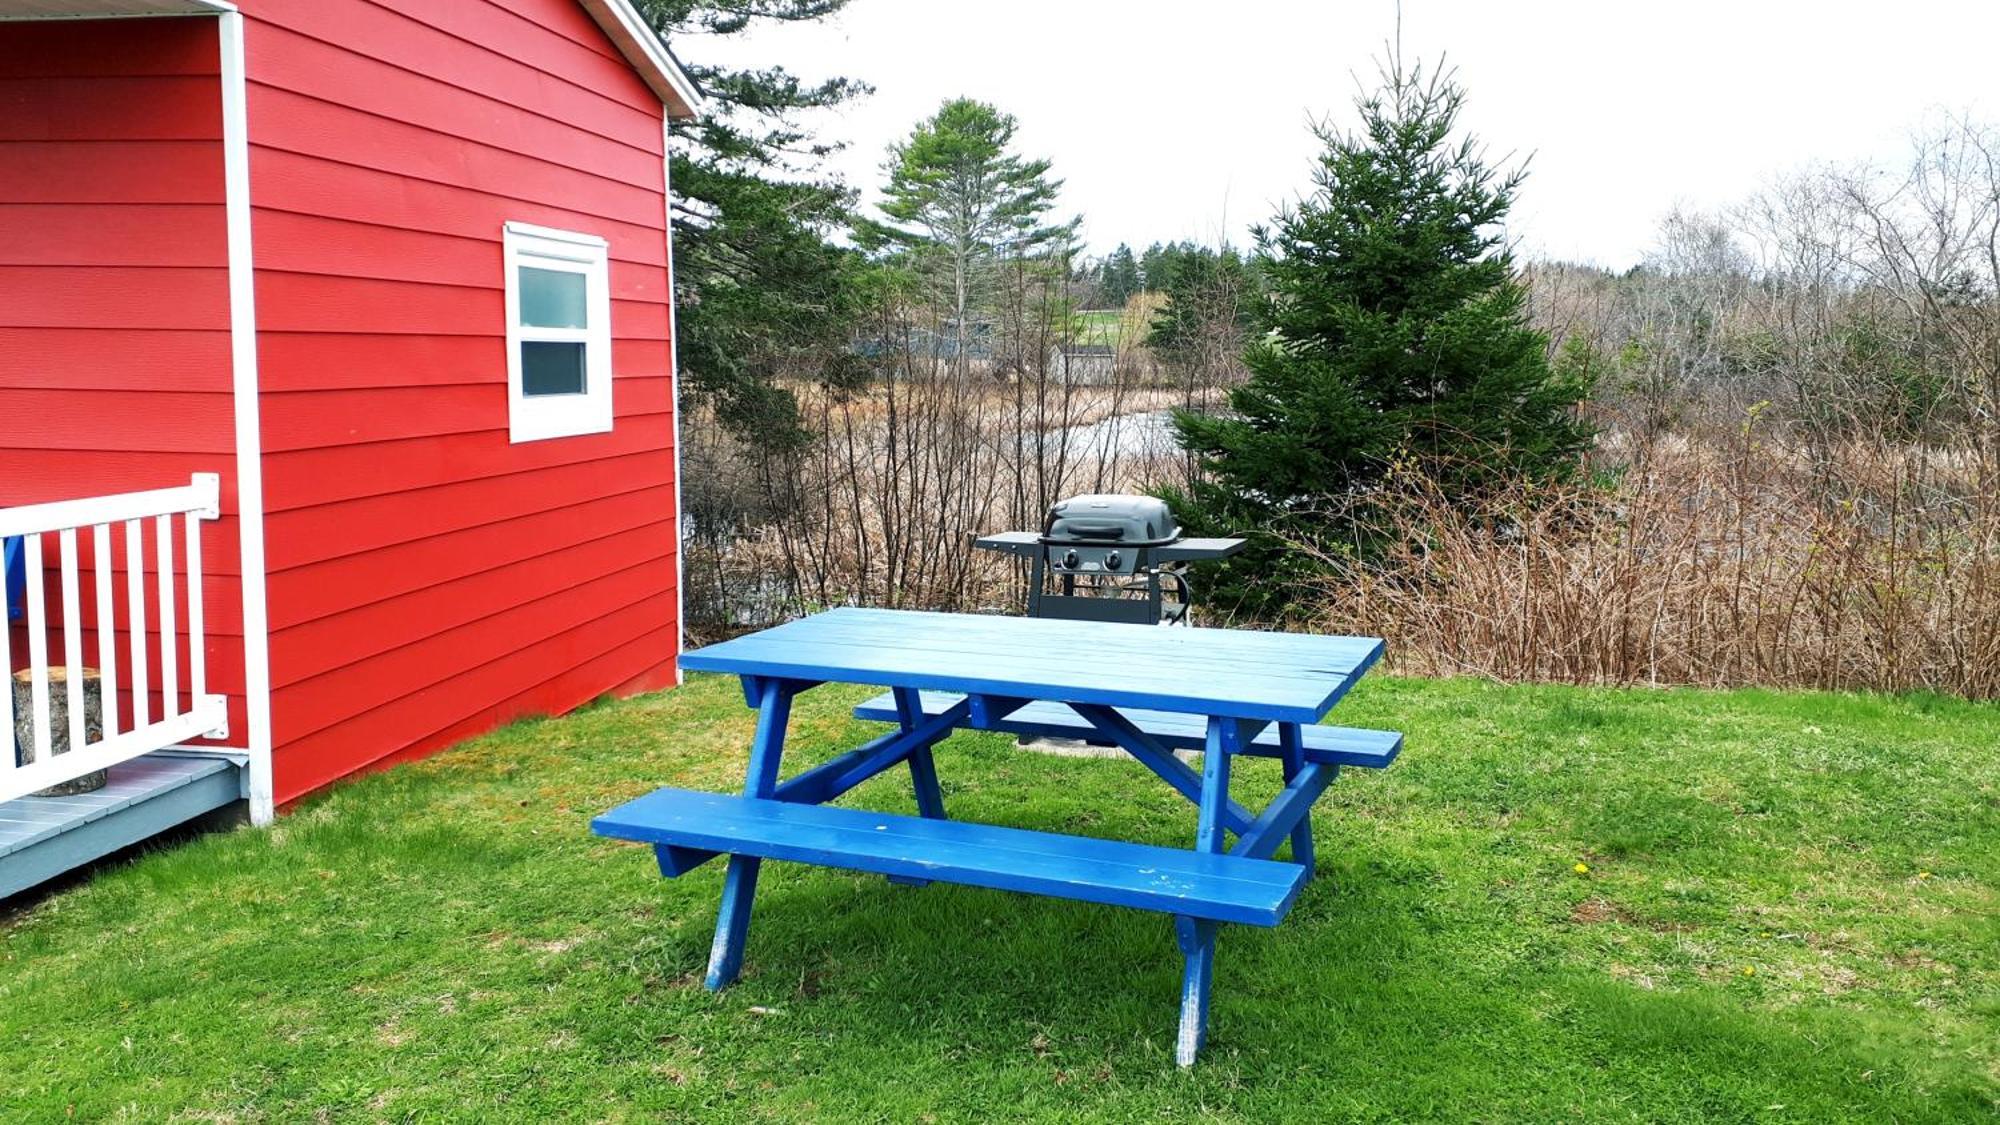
<box><xmin>579</xmin><ymin>0</ymin><xmax>705</xmax><ymax>119</ymax></box>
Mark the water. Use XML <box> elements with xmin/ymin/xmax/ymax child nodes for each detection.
<box><xmin>1039</xmin><ymin>409</ymin><xmax>1179</xmax><ymax>458</ymax></box>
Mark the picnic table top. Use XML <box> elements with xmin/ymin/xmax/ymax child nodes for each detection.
<box><xmin>679</xmin><ymin>607</ymin><xmax>1384</xmax><ymax>724</ymax></box>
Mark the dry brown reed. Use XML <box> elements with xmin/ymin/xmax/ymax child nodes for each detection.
<box><xmin>1311</xmin><ymin>422</ymin><xmax>2000</xmax><ymax>698</ymax></box>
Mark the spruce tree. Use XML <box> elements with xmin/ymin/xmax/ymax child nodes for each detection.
<box><xmin>1099</xmin><ymin>244</ymin><xmax>1142</xmax><ymax>306</ymax></box>
<box><xmin>1163</xmin><ymin>57</ymin><xmax>1593</xmax><ymax>621</ymax></box>
<box><xmin>637</xmin><ymin>1</ymin><xmax>865</xmax><ymax>450</ymax></box>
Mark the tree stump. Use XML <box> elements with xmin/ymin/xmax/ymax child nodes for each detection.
<box><xmin>11</xmin><ymin>667</ymin><xmax>108</xmax><ymax>797</ymax></box>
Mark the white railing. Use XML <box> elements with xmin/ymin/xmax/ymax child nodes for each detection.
<box><xmin>2</xmin><ymin>474</ymin><xmax>227</xmax><ymax>803</ymax></box>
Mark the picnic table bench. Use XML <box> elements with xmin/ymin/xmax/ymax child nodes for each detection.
<box><xmin>593</xmin><ymin>607</ymin><xmax>1399</xmax><ymax>1065</ymax></box>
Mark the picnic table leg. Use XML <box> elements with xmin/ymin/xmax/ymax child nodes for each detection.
<box><xmin>1174</xmin><ymin>917</ymin><xmax>1218</xmax><ymax>1066</ymax></box>
<box><xmin>887</xmin><ymin>686</ymin><xmax>947</xmax><ymax>887</ymax></box>
<box><xmin>893</xmin><ymin>686</ymin><xmax>949</xmax><ymax>819</ymax></box>
<box><xmin>1278</xmin><ymin>722</ymin><xmax>1316</xmax><ymax>873</ymax></box>
<box><xmin>705</xmin><ymin>676</ymin><xmax>795</xmax><ymax>990</ymax></box>
<box><xmin>1173</xmin><ymin>715</ymin><xmax>1236</xmax><ymax>1066</ymax></box>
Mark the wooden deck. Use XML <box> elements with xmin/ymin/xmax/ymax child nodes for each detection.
<box><xmin>0</xmin><ymin>752</ymin><xmax>245</xmax><ymax>900</ymax></box>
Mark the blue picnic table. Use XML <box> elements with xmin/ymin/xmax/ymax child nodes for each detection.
<box><xmin>593</xmin><ymin>607</ymin><xmax>1401</xmax><ymax>1065</ymax></box>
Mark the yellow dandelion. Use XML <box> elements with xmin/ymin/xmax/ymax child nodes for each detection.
<box><xmin>1741</xmin><ymin>966</ymin><xmax>1755</xmax><ymax>977</ymax></box>
<box><xmin>1574</xmin><ymin>862</ymin><xmax>1590</xmax><ymax>874</ymax></box>
<box><xmin>1917</xmin><ymin>871</ymin><xmax>1933</xmax><ymax>881</ymax></box>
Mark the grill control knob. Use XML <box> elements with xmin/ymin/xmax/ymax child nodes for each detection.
<box><xmin>1105</xmin><ymin>551</ymin><xmax>1122</xmax><ymax>570</ymax></box>
<box><xmin>1062</xmin><ymin>549</ymin><xmax>1079</xmax><ymax>570</ymax></box>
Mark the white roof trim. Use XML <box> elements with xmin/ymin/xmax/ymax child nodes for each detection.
<box><xmin>578</xmin><ymin>0</ymin><xmax>704</xmax><ymax>119</ymax></box>
<box><xmin>0</xmin><ymin>0</ymin><xmax>232</xmax><ymax>17</ymax></box>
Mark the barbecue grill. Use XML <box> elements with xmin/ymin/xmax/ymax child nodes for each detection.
<box><xmin>975</xmin><ymin>494</ymin><xmax>1244</xmax><ymax>625</ymax></box>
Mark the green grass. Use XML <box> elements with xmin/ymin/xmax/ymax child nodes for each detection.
<box><xmin>3</xmin><ymin>675</ymin><xmax>1996</xmax><ymax>1122</ymax></box>
<box><xmin>1073</xmin><ymin>308</ymin><xmax>1125</xmax><ymax>345</ymax></box>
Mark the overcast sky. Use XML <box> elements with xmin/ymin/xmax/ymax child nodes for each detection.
<box><xmin>681</xmin><ymin>0</ymin><xmax>1999</xmax><ymax>270</ymax></box>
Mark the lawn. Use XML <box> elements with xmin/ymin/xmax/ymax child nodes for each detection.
<box><xmin>3</xmin><ymin>674</ymin><xmax>1995</xmax><ymax>1121</ymax></box>
<box><xmin>1074</xmin><ymin>307</ymin><xmax>1125</xmax><ymax>344</ymax></box>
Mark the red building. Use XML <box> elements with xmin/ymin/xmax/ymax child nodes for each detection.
<box><xmin>0</xmin><ymin>0</ymin><xmax>700</xmax><ymax>843</ymax></box>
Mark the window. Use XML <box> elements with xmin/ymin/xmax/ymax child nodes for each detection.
<box><xmin>504</xmin><ymin>221</ymin><xmax>613</xmax><ymax>442</ymax></box>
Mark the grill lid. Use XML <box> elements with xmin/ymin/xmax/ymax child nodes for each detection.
<box><xmin>1041</xmin><ymin>494</ymin><xmax>1180</xmax><ymax>546</ymax></box>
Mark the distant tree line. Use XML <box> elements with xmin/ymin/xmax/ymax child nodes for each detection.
<box><xmin>1087</xmin><ymin>241</ymin><xmax>1251</xmax><ymax>308</ymax></box>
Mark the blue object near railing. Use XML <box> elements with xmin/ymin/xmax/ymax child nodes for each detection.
<box><xmin>3</xmin><ymin>535</ymin><xmax>22</xmax><ymax>622</ymax></box>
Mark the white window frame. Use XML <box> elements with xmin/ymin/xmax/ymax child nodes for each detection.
<box><xmin>504</xmin><ymin>221</ymin><xmax>614</xmax><ymax>443</ymax></box>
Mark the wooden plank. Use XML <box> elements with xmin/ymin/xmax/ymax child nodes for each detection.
<box><xmin>246</xmin><ymin>1</ymin><xmax>663</xmax><ymax>150</ymax></box>
<box><xmin>1067</xmin><ymin>703</ymin><xmax>1254</xmax><ymax>833</ymax></box>
<box><xmin>250</xmin><ymin>270</ymin><xmax>669</xmax><ymax>339</ymax></box>
<box><xmin>0</xmin><ymin>755</ymin><xmax>226</xmax><ymax>846</ymax></box>
<box><xmin>248</xmin><ymin>152</ymin><xmax>669</xmax><ymax>266</ymax></box>
<box><xmin>0</xmin><ymin>453</ymin><xmax>238</xmax><ymax>518</ymax></box>
<box><xmin>0</xmin><ymin>389</ymin><xmax>234</xmax><ymax>454</ymax></box>
<box><xmin>474</xmin><ymin>0</ymin><xmax>629</xmax><ymax>64</ymax></box>
<box><xmin>254</xmin><ymin>213</ymin><xmax>671</xmax><ymax>297</ymax></box>
<box><xmin>126</xmin><ymin>518</ymin><xmax>148</xmax><ymax>729</ymax></box>
<box><xmin>248</xmin><ymin>86</ymin><xmax>663</xmax><ymax>227</ymax></box>
<box><xmin>262</xmin><ymin>454</ymin><xmax>672</xmax><ymax>572</ymax></box>
<box><xmin>0</xmin><ymin>266</ymin><xmax>228</xmax><ymax>330</ymax></box>
<box><xmin>270</xmin><ymin>559</ymin><xmax>670</xmax><ymax>743</ymax></box>
<box><xmin>257</xmin><ymin>331</ymin><xmax>666</xmax><ymax>396</ymax></box>
<box><xmin>270</xmin><ymin>600</ymin><xmax>675</xmax><ymax>802</ymax></box>
<box><xmin>94</xmin><ymin>523</ymin><xmax>118</xmax><ymax>737</ymax></box>
<box><xmin>36</xmin><ymin>566</ymin><xmax>244</xmax><ymax>640</ymax></box>
<box><xmin>1231</xmin><ymin>762</ymin><xmax>1337</xmax><ymax>861</ymax></box>
<box><xmin>261</xmin><ymin>410</ymin><xmax>671</xmax><ymax>509</ymax></box>
<box><xmin>0</xmin><ymin>141</ymin><xmax>222</xmax><ymax>204</ymax></box>
<box><xmin>264</xmin><ymin>483</ymin><xmax>675</xmax><ymax>627</ymax></box>
<box><xmin>394</xmin><ymin>0</ymin><xmax>658</xmax><ymax>110</ymax></box>
<box><xmin>59</xmin><ymin>529</ymin><xmax>83</xmax><ymax>753</ymax></box>
<box><xmin>854</xmin><ymin>691</ymin><xmax>1404</xmax><ymax>769</ymax></box>
<box><xmin>246</xmin><ymin>24</ymin><xmax>663</xmax><ymax>177</ymax></box>
<box><xmin>0</xmin><ymin>206</ymin><xmax>226</xmax><ymax>270</ymax></box>
<box><xmin>0</xmin><ymin>757</ymin><xmax>238</xmax><ymax>897</ymax></box>
<box><xmin>0</xmin><ymin>75</ymin><xmax>221</xmax><ymax>141</ymax></box>
<box><xmin>156</xmin><ymin>514</ymin><xmax>177</xmax><ymax>719</ymax></box>
<box><xmin>689</xmin><ymin>608</ymin><xmax>1384</xmax><ymax>725</ymax></box>
<box><xmin>268</xmin><ymin>519</ymin><xmax>674</xmax><ymax>686</ymax></box>
<box><xmin>258</xmin><ymin>375</ymin><xmax>670</xmax><ymax>452</ymax></box>
<box><xmin>594</xmin><ymin>788</ymin><xmax>1308</xmax><ymax>927</ymax></box>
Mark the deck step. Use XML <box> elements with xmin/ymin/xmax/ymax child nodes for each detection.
<box><xmin>1</xmin><ymin>752</ymin><xmax>243</xmax><ymax>899</ymax></box>
<box><xmin>593</xmin><ymin>787</ymin><xmax>1307</xmax><ymax>926</ymax></box>
<box><xmin>854</xmin><ymin>692</ymin><xmax>1402</xmax><ymax>769</ymax></box>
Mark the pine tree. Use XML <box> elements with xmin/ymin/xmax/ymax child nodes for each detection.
<box><xmin>863</xmin><ymin>99</ymin><xmax>1078</xmax><ymax>333</ymax></box>
<box><xmin>1162</xmin><ymin>57</ymin><xmax>1593</xmax><ymax>620</ymax></box>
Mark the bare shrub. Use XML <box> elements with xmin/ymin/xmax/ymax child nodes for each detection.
<box><xmin>1313</xmin><ymin>414</ymin><xmax>2000</xmax><ymax>698</ymax></box>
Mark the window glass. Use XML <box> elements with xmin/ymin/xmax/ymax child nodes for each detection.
<box><xmin>519</xmin><ymin>266</ymin><xmax>588</xmax><ymax>329</ymax></box>
<box><xmin>521</xmin><ymin>340</ymin><xmax>586</xmax><ymax>396</ymax></box>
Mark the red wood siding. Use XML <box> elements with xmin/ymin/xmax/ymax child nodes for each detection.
<box><xmin>237</xmin><ymin>0</ymin><xmax>681</xmax><ymax>803</ymax></box>
<box><xmin>0</xmin><ymin>19</ymin><xmax>248</xmax><ymax>742</ymax></box>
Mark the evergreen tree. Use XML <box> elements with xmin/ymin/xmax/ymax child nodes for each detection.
<box><xmin>1162</xmin><ymin>57</ymin><xmax>1594</xmax><ymax>620</ymax></box>
<box><xmin>1098</xmin><ymin>243</ymin><xmax>1142</xmax><ymax>306</ymax></box>
<box><xmin>1138</xmin><ymin>241</ymin><xmax>1184</xmax><ymax>293</ymax></box>
<box><xmin>863</xmin><ymin>99</ymin><xmax>1078</xmax><ymax>331</ymax></box>
<box><xmin>637</xmin><ymin>1</ymin><xmax>865</xmax><ymax>449</ymax></box>
<box><xmin>1147</xmin><ymin>245</ymin><xmax>1255</xmax><ymax>364</ymax></box>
